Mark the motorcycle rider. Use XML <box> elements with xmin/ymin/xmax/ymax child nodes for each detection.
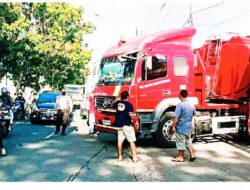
<box><xmin>0</xmin><ymin>87</ymin><xmax>14</xmax><ymax>131</ymax></box>
<box><xmin>14</xmin><ymin>91</ymin><xmax>26</xmax><ymax>119</ymax></box>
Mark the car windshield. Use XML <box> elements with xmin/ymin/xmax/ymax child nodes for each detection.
<box><xmin>97</xmin><ymin>52</ymin><xmax>137</xmax><ymax>85</ymax></box>
<box><xmin>67</xmin><ymin>91</ymin><xmax>82</xmax><ymax>95</ymax></box>
<box><xmin>65</xmin><ymin>86</ymin><xmax>84</xmax><ymax>95</ymax></box>
<box><xmin>38</xmin><ymin>93</ymin><xmax>60</xmax><ymax>103</ymax></box>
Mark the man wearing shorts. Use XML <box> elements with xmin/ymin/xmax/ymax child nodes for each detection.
<box><xmin>113</xmin><ymin>91</ymin><xmax>140</xmax><ymax>162</ymax></box>
<box><xmin>172</xmin><ymin>89</ymin><xmax>196</xmax><ymax>162</ymax></box>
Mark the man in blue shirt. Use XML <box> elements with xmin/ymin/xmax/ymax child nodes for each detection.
<box><xmin>172</xmin><ymin>89</ymin><xmax>196</xmax><ymax>162</ymax></box>
<box><xmin>113</xmin><ymin>91</ymin><xmax>141</xmax><ymax>162</ymax></box>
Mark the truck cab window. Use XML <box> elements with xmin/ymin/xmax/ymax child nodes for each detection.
<box><xmin>173</xmin><ymin>56</ymin><xmax>188</xmax><ymax>76</ymax></box>
<box><xmin>142</xmin><ymin>55</ymin><xmax>167</xmax><ymax>81</ymax></box>
<box><xmin>97</xmin><ymin>53</ymin><xmax>137</xmax><ymax>85</ymax></box>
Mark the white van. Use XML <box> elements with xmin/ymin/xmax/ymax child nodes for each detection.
<box><xmin>64</xmin><ymin>84</ymin><xmax>84</xmax><ymax>109</ymax></box>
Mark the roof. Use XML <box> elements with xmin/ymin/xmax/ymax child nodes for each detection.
<box><xmin>40</xmin><ymin>91</ymin><xmax>61</xmax><ymax>94</ymax></box>
<box><xmin>103</xmin><ymin>27</ymin><xmax>196</xmax><ymax>58</ymax></box>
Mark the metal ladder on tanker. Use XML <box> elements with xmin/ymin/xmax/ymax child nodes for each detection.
<box><xmin>206</xmin><ymin>39</ymin><xmax>223</xmax><ymax>66</ymax></box>
<box><xmin>206</xmin><ymin>39</ymin><xmax>223</xmax><ymax>95</ymax></box>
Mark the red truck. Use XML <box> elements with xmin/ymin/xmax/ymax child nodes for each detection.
<box><xmin>93</xmin><ymin>27</ymin><xmax>250</xmax><ymax>147</ymax></box>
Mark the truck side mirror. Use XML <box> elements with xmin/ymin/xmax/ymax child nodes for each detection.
<box><xmin>145</xmin><ymin>56</ymin><xmax>152</xmax><ymax>70</ymax></box>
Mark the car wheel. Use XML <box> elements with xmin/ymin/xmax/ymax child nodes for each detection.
<box><xmin>30</xmin><ymin>117</ymin><xmax>38</xmax><ymax>124</ymax></box>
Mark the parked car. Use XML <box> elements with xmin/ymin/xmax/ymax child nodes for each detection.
<box><xmin>30</xmin><ymin>91</ymin><xmax>60</xmax><ymax>124</ymax></box>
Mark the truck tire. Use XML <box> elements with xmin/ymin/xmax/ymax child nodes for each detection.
<box><xmin>155</xmin><ymin>112</ymin><xmax>176</xmax><ymax>148</ymax></box>
<box><xmin>154</xmin><ymin>112</ymin><xmax>198</xmax><ymax>147</ymax></box>
<box><xmin>238</xmin><ymin>129</ymin><xmax>250</xmax><ymax>143</ymax></box>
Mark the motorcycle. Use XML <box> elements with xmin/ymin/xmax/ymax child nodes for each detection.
<box><xmin>0</xmin><ymin>101</ymin><xmax>11</xmax><ymax>138</ymax></box>
<box><xmin>12</xmin><ymin>99</ymin><xmax>25</xmax><ymax>120</ymax></box>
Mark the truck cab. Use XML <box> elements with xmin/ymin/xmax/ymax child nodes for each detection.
<box><xmin>94</xmin><ymin>27</ymin><xmax>250</xmax><ymax>147</ymax></box>
<box><xmin>94</xmin><ymin>27</ymin><xmax>198</xmax><ymax>147</ymax></box>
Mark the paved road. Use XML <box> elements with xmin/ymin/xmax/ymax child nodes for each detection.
<box><xmin>1</xmin><ymin>111</ymin><xmax>250</xmax><ymax>182</ymax></box>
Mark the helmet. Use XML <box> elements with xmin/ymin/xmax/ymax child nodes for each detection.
<box><xmin>17</xmin><ymin>92</ymin><xmax>23</xmax><ymax>97</ymax></box>
<box><xmin>1</xmin><ymin>87</ymin><xmax>8</xmax><ymax>95</ymax></box>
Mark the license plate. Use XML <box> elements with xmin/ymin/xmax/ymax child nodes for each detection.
<box><xmin>102</xmin><ymin>119</ymin><xmax>111</xmax><ymax>126</ymax></box>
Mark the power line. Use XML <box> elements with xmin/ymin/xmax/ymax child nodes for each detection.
<box><xmin>142</xmin><ymin>2</ymin><xmax>167</xmax><ymax>33</ymax></box>
<box><xmin>192</xmin><ymin>2</ymin><xmax>224</xmax><ymax>15</ymax></box>
<box><xmin>155</xmin><ymin>2</ymin><xmax>176</xmax><ymax>30</ymax></box>
<box><xmin>182</xmin><ymin>2</ymin><xmax>224</xmax><ymax>27</ymax></box>
<box><xmin>200</xmin><ymin>9</ymin><xmax>250</xmax><ymax>33</ymax></box>
<box><xmin>213</xmin><ymin>10</ymin><xmax>250</xmax><ymax>26</ymax></box>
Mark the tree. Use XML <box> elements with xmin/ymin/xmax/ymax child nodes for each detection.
<box><xmin>0</xmin><ymin>2</ymin><xmax>95</xmax><ymax>91</ymax></box>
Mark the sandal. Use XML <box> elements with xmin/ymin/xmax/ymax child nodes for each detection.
<box><xmin>132</xmin><ymin>157</ymin><xmax>142</xmax><ymax>162</ymax></box>
<box><xmin>171</xmin><ymin>158</ymin><xmax>185</xmax><ymax>162</ymax></box>
<box><xmin>189</xmin><ymin>157</ymin><xmax>196</xmax><ymax>162</ymax></box>
<box><xmin>1</xmin><ymin>148</ymin><xmax>7</xmax><ymax>156</ymax></box>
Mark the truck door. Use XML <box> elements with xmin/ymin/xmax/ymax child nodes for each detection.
<box><xmin>137</xmin><ymin>53</ymin><xmax>170</xmax><ymax>111</ymax></box>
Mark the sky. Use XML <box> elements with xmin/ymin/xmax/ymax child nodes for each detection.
<box><xmin>2</xmin><ymin>0</ymin><xmax>250</xmax><ymax>62</ymax></box>
<box><xmin>71</xmin><ymin>0</ymin><xmax>250</xmax><ymax>62</ymax></box>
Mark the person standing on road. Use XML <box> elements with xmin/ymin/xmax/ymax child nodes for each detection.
<box><xmin>172</xmin><ymin>89</ymin><xmax>196</xmax><ymax>162</ymax></box>
<box><xmin>55</xmin><ymin>88</ymin><xmax>73</xmax><ymax>136</ymax></box>
<box><xmin>88</xmin><ymin>93</ymin><xmax>96</xmax><ymax>135</ymax></box>
<box><xmin>113</xmin><ymin>91</ymin><xmax>141</xmax><ymax>162</ymax></box>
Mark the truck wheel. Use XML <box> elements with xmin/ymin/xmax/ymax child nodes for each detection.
<box><xmin>155</xmin><ymin>112</ymin><xmax>176</xmax><ymax>148</ymax></box>
<box><xmin>238</xmin><ymin>129</ymin><xmax>250</xmax><ymax>143</ymax></box>
<box><xmin>191</xmin><ymin>127</ymin><xmax>197</xmax><ymax>143</ymax></box>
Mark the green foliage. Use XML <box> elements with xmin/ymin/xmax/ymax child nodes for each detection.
<box><xmin>0</xmin><ymin>2</ymin><xmax>94</xmax><ymax>91</ymax></box>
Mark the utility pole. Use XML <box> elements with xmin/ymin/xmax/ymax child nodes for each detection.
<box><xmin>189</xmin><ymin>1</ymin><xmax>194</xmax><ymax>26</ymax></box>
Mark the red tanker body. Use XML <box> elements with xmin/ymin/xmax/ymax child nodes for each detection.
<box><xmin>214</xmin><ymin>36</ymin><xmax>250</xmax><ymax>100</ymax></box>
<box><xmin>94</xmin><ymin>27</ymin><xmax>249</xmax><ymax>147</ymax></box>
<box><xmin>194</xmin><ymin>36</ymin><xmax>250</xmax><ymax>137</ymax></box>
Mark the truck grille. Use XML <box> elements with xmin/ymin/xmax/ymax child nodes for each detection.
<box><xmin>95</xmin><ymin>96</ymin><xmax>116</xmax><ymax>109</ymax></box>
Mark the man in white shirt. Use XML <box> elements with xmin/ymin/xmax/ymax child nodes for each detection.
<box><xmin>55</xmin><ymin>88</ymin><xmax>73</xmax><ymax>136</ymax></box>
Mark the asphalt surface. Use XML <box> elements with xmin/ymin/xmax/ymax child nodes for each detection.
<box><xmin>1</xmin><ymin>110</ymin><xmax>250</xmax><ymax>182</ymax></box>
